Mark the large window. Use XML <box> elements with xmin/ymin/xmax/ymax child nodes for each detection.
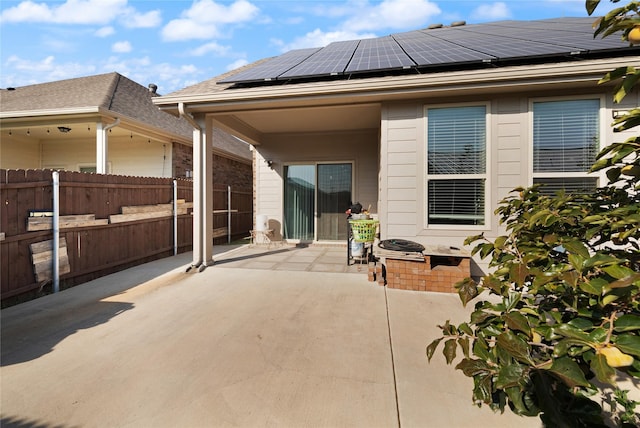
<box><xmin>532</xmin><ymin>99</ymin><xmax>600</xmax><ymax>195</ymax></box>
<box><xmin>426</xmin><ymin>105</ymin><xmax>487</xmax><ymax>226</ymax></box>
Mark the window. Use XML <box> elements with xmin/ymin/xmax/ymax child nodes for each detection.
<box><xmin>532</xmin><ymin>99</ymin><xmax>600</xmax><ymax>195</ymax></box>
<box><xmin>426</xmin><ymin>105</ymin><xmax>487</xmax><ymax>226</ymax></box>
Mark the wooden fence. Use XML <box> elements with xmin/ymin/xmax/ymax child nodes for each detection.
<box><xmin>0</xmin><ymin>170</ymin><xmax>252</xmax><ymax>306</ymax></box>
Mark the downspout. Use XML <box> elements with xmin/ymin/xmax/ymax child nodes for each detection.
<box><xmin>178</xmin><ymin>102</ymin><xmax>206</xmax><ymax>271</ymax></box>
<box><xmin>52</xmin><ymin>171</ymin><xmax>60</xmax><ymax>293</ymax></box>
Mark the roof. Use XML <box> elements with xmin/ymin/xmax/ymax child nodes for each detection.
<box><xmin>0</xmin><ymin>72</ymin><xmax>193</xmax><ymax>139</ymax></box>
<box><xmin>0</xmin><ymin>72</ymin><xmax>251</xmax><ymax>161</ymax></box>
<box><xmin>165</xmin><ymin>17</ymin><xmax>638</xmax><ymax>98</ymax></box>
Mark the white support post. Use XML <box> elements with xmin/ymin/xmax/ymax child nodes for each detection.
<box><xmin>52</xmin><ymin>171</ymin><xmax>60</xmax><ymax>293</ymax></box>
<box><xmin>96</xmin><ymin>122</ymin><xmax>107</xmax><ymax>174</ymax></box>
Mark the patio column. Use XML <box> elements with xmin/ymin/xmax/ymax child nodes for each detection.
<box><xmin>191</xmin><ymin>113</ymin><xmax>214</xmax><ymax>269</ymax></box>
<box><xmin>96</xmin><ymin>118</ymin><xmax>120</xmax><ymax>174</ymax></box>
<box><xmin>96</xmin><ymin>121</ymin><xmax>107</xmax><ymax>174</ymax></box>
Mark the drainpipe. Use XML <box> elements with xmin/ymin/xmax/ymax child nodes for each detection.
<box><xmin>97</xmin><ymin>118</ymin><xmax>120</xmax><ymax>174</ymax></box>
<box><xmin>179</xmin><ymin>102</ymin><xmax>208</xmax><ymax>271</ymax></box>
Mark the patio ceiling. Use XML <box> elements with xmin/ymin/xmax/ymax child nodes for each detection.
<box><xmin>213</xmin><ymin>103</ymin><xmax>381</xmax><ymax>137</ymax></box>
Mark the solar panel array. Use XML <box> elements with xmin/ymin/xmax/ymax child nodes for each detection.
<box><xmin>219</xmin><ymin>17</ymin><xmax>636</xmax><ymax>84</ymax></box>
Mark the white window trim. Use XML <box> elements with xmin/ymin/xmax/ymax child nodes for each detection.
<box><xmin>424</xmin><ymin>101</ymin><xmax>491</xmax><ymax>231</ymax></box>
<box><xmin>528</xmin><ymin>95</ymin><xmax>606</xmax><ymax>188</ymax></box>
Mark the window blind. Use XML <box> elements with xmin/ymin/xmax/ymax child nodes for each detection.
<box><xmin>428</xmin><ymin>106</ymin><xmax>486</xmax><ymax>175</ymax></box>
<box><xmin>428</xmin><ymin>179</ymin><xmax>485</xmax><ymax>225</ymax></box>
<box><xmin>533</xmin><ymin>99</ymin><xmax>599</xmax><ymax>173</ymax></box>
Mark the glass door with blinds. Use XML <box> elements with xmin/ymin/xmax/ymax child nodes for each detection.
<box><xmin>284</xmin><ymin>163</ymin><xmax>352</xmax><ymax>241</ymax></box>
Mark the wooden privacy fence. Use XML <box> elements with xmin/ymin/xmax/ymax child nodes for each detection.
<box><xmin>0</xmin><ymin>169</ymin><xmax>252</xmax><ymax>305</ymax></box>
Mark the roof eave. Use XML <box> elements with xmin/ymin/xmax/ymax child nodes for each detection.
<box><xmin>154</xmin><ymin>57</ymin><xmax>640</xmax><ymax>113</ymax></box>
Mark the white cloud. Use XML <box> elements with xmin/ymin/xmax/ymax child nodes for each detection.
<box><xmin>120</xmin><ymin>8</ymin><xmax>162</xmax><ymax>28</ymax></box>
<box><xmin>0</xmin><ymin>0</ymin><xmax>161</xmax><ymax>28</ymax></box>
<box><xmin>95</xmin><ymin>26</ymin><xmax>115</xmax><ymax>37</ymax></box>
<box><xmin>2</xmin><ymin>55</ymin><xmax>96</xmax><ymax>86</ymax></box>
<box><xmin>470</xmin><ymin>2</ymin><xmax>511</xmax><ymax>21</ymax></box>
<box><xmin>0</xmin><ymin>0</ymin><xmax>127</xmax><ymax>25</ymax></box>
<box><xmin>281</xmin><ymin>28</ymin><xmax>377</xmax><ymax>51</ymax></box>
<box><xmin>161</xmin><ymin>0</ymin><xmax>259</xmax><ymax>41</ymax></box>
<box><xmin>189</xmin><ymin>42</ymin><xmax>231</xmax><ymax>57</ymax></box>
<box><xmin>112</xmin><ymin>41</ymin><xmax>132</xmax><ymax>53</ymax></box>
<box><xmin>226</xmin><ymin>59</ymin><xmax>249</xmax><ymax>71</ymax></box>
<box><xmin>341</xmin><ymin>0</ymin><xmax>441</xmax><ymax>32</ymax></box>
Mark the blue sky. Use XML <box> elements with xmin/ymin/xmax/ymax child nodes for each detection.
<box><xmin>0</xmin><ymin>0</ymin><xmax>617</xmax><ymax>94</ymax></box>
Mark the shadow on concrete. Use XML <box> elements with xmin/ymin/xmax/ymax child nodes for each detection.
<box><xmin>0</xmin><ymin>415</ymin><xmax>79</xmax><ymax>428</ymax></box>
<box><xmin>1</xmin><ymin>300</ymin><xmax>134</xmax><ymax>367</ymax></box>
<box><xmin>212</xmin><ymin>247</ymin><xmax>295</xmax><ymax>265</ymax></box>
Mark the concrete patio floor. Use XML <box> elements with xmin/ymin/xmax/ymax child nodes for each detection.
<box><xmin>1</xmin><ymin>245</ymin><xmax>541</xmax><ymax>428</ymax></box>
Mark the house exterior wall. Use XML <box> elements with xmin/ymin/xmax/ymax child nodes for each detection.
<box><xmin>380</xmin><ymin>86</ymin><xmax>639</xmax><ymax>275</ymax></box>
<box><xmin>0</xmin><ymin>136</ymin><xmax>40</xmax><ymax>169</ymax></box>
<box><xmin>253</xmin><ymin>130</ymin><xmax>379</xmax><ymax>241</ymax></box>
<box><xmin>38</xmin><ymin>137</ymin><xmax>173</xmax><ymax>176</ymax></box>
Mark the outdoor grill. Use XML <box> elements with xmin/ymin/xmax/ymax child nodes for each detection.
<box><xmin>378</xmin><ymin>239</ymin><xmax>425</xmax><ymax>254</ymax></box>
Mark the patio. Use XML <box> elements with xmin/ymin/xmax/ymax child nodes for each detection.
<box><xmin>1</xmin><ymin>246</ymin><xmax>541</xmax><ymax>428</ymax></box>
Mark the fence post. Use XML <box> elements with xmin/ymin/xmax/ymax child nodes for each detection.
<box><xmin>52</xmin><ymin>171</ymin><xmax>60</xmax><ymax>293</ymax></box>
<box><xmin>227</xmin><ymin>185</ymin><xmax>232</xmax><ymax>243</ymax></box>
<box><xmin>173</xmin><ymin>179</ymin><xmax>178</xmax><ymax>256</ymax></box>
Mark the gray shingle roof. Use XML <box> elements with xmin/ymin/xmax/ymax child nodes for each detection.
<box><xmin>0</xmin><ymin>72</ymin><xmax>251</xmax><ymax>161</ymax></box>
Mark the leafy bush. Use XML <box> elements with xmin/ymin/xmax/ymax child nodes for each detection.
<box><xmin>427</xmin><ymin>1</ymin><xmax>640</xmax><ymax>426</ymax></box>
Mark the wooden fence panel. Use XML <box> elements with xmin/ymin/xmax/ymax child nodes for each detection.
<box><xmin>1</xmin><ymin>170</ymin><xmax>252</xmax><ymax>305</ymax></box>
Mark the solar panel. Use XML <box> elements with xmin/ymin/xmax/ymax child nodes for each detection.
<box><xmin>280</xmin><ymin>40</ymin><xmax>359</xmax><ymax>78</ymax></box>
<box><xmin>345</xmin><ymin>36</ymin><xmax>415</xmax><ymax>73</ymax></box>
<box><xmin>427</xmin><ymin>26</ymin><xmax>588</xmax><ymax>59</ymax></box>
<box><xmin>394</xmin><ymin>31</ymin><xmax>494</xmax><ymax>66</ymax></box>
<box><xmin>219</xmin><ymin>48</ymin><xmax>320</xmax><ymax>83</ymax></box>
<box><xmin>219</xmin><ymin>17</ymin><xmax>638</xmax><ymax>85</ymax></box>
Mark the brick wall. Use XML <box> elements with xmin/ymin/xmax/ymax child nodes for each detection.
<box><xmin>172</xmin><ymin>142</ymin><xmax>192</xmax><ymax>178</ymax></box>
<box><xmin>171</xmin><ymin>143</ymin><xmax>252</xmax><ymax>191</ymax></box>
<box><xmin>369</xmin><ymin>255</ymin><xmax>471</xmax><ymax>293</ymax></box>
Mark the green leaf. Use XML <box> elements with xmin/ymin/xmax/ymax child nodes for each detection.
<box><xmin>495</xmin><ymin>362</ymin><xmax>526</xmax><ymax>389</ymax></box>
<box><xmin>458</xmin><ymin>337</ymin><xmax>470</xmax><ymax>358</ymax></box>
<box><xmin>603</xmin><ymin>264</ymin><xmax>636</xmax><ymax>280</ymax></box>
<box><xmin>504</xmin><ymin>312</ymin><xmax>532</xmax><ymax>336</ymax></box>
<box><xmin>458</xmin><ymin>322</ymin><xmax>474</xmax><ymax>336</ymax></box>
<box><xmin>615</xmin><ymin>335</ymin><xmax>640</xmax><ymax>357</ymax></box>
<box><xmin>455</xmin><ymin>277</ymin><xmax>478</xmax><ymax>307</ymax></box>
<box><xmin>591</xmin><ymin>352</ymin><xmax>616</xmax><ymax>385</ymax></box>
<box><xmin>608</xmin><ymin>272</ymin><xmax>640</xmax><ymax>289</ymax></box>
<box><xmin>545</xmin><ymin>356</ymin><xmax>591</xmax><ymax>388</ymax></box>
<box><xmin>509</xmin><ymin>263</ymin><xmax>529</xmax><ymax>287</ymax></box>
<box><xmin>497</xmin><ymin>331</ymin><xmax>532</xmax><ymax>364</ymax></box>
<box><xmin>580</xmin><ymin>278</ymin><xmax>605</xmax><ymax>295</ymax></box>
<box><xmin>473</xmin><ymin>336</ymin><xmax>492</xmax><ymax>361</ymax></box>
<box><xmin>615</xmin><ymin>314</ymin><xmax>640</xmax><ymax>332</ymax></box>
<box><xmin>563</xmin><ymin>240</ymin><xmax>590</xmax><ymax>258</ymax></box>
<box><xmin>443</xmin><ymin>338</ymin><xmax>457</xmax><ymax>364</ymax></box>
<box><xmin>426</xmin><ymin>338</ymin><xmax>442</xmax><ymax>361</ymax></box>
<box><xmin>554</xmin><ymin>324</ymin><xmax>597</xmax><ymax>347</ymax></box>
<box><xmin>586</xmin><ymin>0</ymin><xmax>601</xmax><ymax>15</ymax></box>
<box><xmin>455</xmin><ymin>358</ymin><xmax>492</xmax><ymax>377</ymax></box>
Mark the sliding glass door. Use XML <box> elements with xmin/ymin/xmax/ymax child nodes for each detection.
<box><xmin>284</xmin><ymin>163</ymin><xmax>352</xmax><ymax>241</ymax></box>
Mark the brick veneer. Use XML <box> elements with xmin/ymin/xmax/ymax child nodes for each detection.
<box><xmin>369</xmin><ymin>255</ymin><xmax>470</xmax><ymax>293</ymax></box>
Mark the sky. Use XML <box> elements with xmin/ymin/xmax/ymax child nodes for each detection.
<box><xmin>0</xmin><ymin>0</ymin><xmax>620</xmax><ymax>94</ymax></box>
